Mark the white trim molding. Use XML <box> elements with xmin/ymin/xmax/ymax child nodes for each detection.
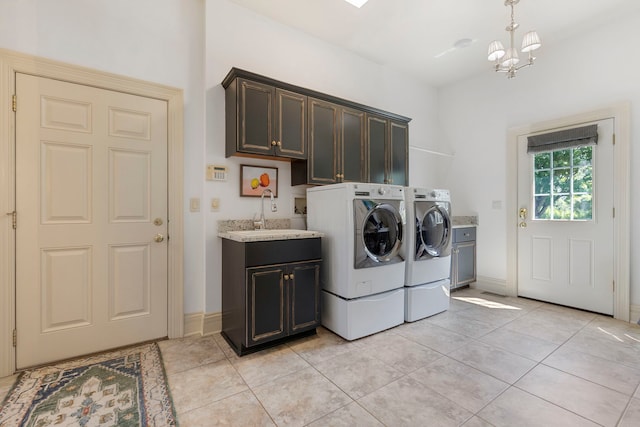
<box><xmin>631</xmin><ymin>305</ymin><xmax>640</xmax><ymax>326</ymax></box>
<box><xmin>506</xmin><ymin>103</ymin><xmax>631</xmax><ymax>321</ymax></box>
<box><xmin>183</xmin><ymin>312</ymin><xmax>222</xmax><ymax>337</ymax></box>
<box><xmin>0</xmin><ymin>48</ymin><xmax>185</xmax><ymax>377</ymax></box>
<box><xmin>471</xmin><ymin>276</ymin><xmax>508</xmax><ymax>296</ymax></box>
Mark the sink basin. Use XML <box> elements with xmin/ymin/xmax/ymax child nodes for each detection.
<box><xmin>219</xmin><ymin>229</ymin><xmax>323</xmax><ymax>242</ymax></box>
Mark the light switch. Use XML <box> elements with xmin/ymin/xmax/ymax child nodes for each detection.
<box><xmin>189</xmin><ymin>197</ymin><xmax>200</xmax><ymax>212</ymax></box>
<box><xmin>211</xmin><ymin>198</ymin><xmax>220</xmax><ymax>212</ymax></box>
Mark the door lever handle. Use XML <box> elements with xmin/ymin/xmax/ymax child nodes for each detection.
<box><xmin>518</xmin><ymin>207</ymin><xmax>528</xmax><ymax>228</ymax></box>
<box><xmin>519</xmin><ymin>208</ymin><xmax>528</xmax><ymax>220</ymax></box>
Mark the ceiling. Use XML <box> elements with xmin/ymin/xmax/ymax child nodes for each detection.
<box><xmin>229</xmin><ymin>0</ymin><xmax>640</xmax><ymax>87</ymax></box>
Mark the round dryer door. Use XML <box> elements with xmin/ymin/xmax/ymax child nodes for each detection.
<box><xmin>362</xmin><ymin>203</ymin><xmax>403</xmax><ymax>263</ymax></box>
<box><xmin>418</xmin><ymin>203</ymin><xmax>452</xmax><ymax>258</ymax></box>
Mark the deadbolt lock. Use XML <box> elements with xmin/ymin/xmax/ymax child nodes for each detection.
<box><xmin>154</xmin><ymin>218</ymin><xmax>163</xmax><ymax>226</ymax></box>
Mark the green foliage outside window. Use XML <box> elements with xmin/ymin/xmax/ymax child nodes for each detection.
<box><xmin>533</xmin><ymin>146</ymin><xmax>593</xmax><ymax>220</ymax></box>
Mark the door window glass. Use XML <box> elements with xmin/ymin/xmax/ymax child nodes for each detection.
<box><xmin>419</xmin><ymin>206</ymin><xmax>450</xmax><ymax>256</ymax></box>
<box><xmin>533</xmin><ymin>146</ymin><xmax>593</xmax><ymax>220</ymax></box>
<box><xmin>363</xmin><ymin>205</ymin><xmax>401</xmax><ymax>259</ymax></box>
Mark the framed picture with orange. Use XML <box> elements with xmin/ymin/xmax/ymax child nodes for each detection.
<box><xmin>240</xmin><ymin>165</ymin><xmax>278</xmax><ymax>197</ymax></box>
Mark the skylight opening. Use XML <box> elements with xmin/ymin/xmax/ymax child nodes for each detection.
<box><xmin>344</xmin><ymin>0</ymin><xmax>369</xmax><ymax>8</ymax></box>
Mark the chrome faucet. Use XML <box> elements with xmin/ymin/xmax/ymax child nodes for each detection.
<box><xmin>254</xmin><ymin>188</ymin><xmax>277</xmax><ymax>229</ymax></box>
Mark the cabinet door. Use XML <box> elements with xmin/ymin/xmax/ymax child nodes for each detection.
<box><xmin>340</xmin><ymin>108</ymin><xmax>366</xmax><ymax>182</ymax></box>
<box><xmin>247</xmin><ymin>265</ymin><xmax>287</xmax><ymax>346</ymax></box>
<box><xmin>238</xmin><ymin>79</ymin><xmax>275</xmax><ymax>155</ymax></box>
<box><xmin>389</xmin><ymin>120</ymin><xmax>408</xmax><ymax>186</ymax></box>
<box><xmin>367</xmin><ymin>115</ymin><xmax>388</xmax><ymax>184</ymax></box>
<box><xmin>289</xmin><ymin>262</ymin><xmax>321</xmax><ymax>333</ymax></box>
<box><xmin>276</xmin><ymin>89</ymin><xmax>306</xmax><ymax>159</ymax></box>
<box><xmin>455</xmin><ymin>242</ymin><xmax>476</xmax><ymax>285</ymax></box>
<box><xmin>308</xmin><ymin>98</ymin><xmax>339</xmax><ymax>184</ymax></box>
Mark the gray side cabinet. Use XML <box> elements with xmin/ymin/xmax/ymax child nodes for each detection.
<box><xmin>451</xmin><ymin>227</ymin><xmax>476</xmax><ymax>289</ymax></box>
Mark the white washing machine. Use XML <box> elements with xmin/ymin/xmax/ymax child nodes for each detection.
<box><xmin>307</xmin><ymin>182</ymin><xmax>406</xmax><ymax>340</ymax></box>
<box><xmin>403</xmin><ymin>187</ymin><xmax>452</xmax><ymax>322</ymax></box>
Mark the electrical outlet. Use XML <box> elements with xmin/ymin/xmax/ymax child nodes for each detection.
<box><xmin>189</xmin><ymin>197</ymin><xmax>200</xmax><ymax>212</ymax></box>
<box><xmin>211</xmin><ymin>198</ymin><xmax>220</xmax><ymax>212</ymax></box>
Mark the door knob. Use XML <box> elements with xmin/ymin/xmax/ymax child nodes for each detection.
<box><xmin>519</xmin><ymin>208</ymin><xmax>528</xmax><ymax>220</ymax></box>
<box><xmin>154</xmin><ymin>234</ymin><xmax>164</xmax><ymax>242</ymax></box>
<box><xmin>518</xmin><ymin>207</ymin><xmax>528</xmax><ymax>228</ymax></box>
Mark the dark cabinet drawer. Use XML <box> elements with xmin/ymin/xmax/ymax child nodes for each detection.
<box><xmin>245</xmin><ymin>238</ymin><xmax>321</xmax><ymax>267</ymax></box>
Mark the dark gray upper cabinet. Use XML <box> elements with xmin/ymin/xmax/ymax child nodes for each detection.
<box><xmin>225</xmin><ymin>78</ymin><xmax>306</xmax><ymax>159</ymax></box>
<box><xmin>276</xmin><ymin>89</ymin><xmax>306</xmax><ymax>158</ymax></box>
<box><xmin>223</xmin><ymin>68</ymin><xmax>410</xmax><ymax>183</ymax></box>
<box><xmin>367</xmin><ymin>115</ymin><xmax>388</xmax><ymax>185</ymax></box>
<box><xmin>390</xmin><ymin>120</ymin><xmax>409</xmax><ymax>186</ymax></box>
<box><xmin>340</xmin><ymin>107</ymin><xmax>367</xmax><ymax>183</ymax></box>
<box><xmin>293</xmin><ymin>99</ymin><xmax>366</xmax><ymax>186</ymax></box>
<box><xmin>366</xmin><ymin>114</ymin><xmax>408</xmax><ymax>186</ymax></box>
<box><xmin>307</xmin><ymin>98</ymin><xmax>339</xmax><ymax>185</ymax></box>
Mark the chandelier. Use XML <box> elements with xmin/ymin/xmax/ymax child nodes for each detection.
<box><xmin>487</xmin><ymin>0</ymin><xmax>541</xmax><ymax>78</ymax></box>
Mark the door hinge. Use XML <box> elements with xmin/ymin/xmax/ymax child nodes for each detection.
<box><xmin>613</xmin><ymin>207</ymin><xmax>615</xmax><ymax>218</ymax></box>
<box><xmin>612</xmin><ymin>280</ymin><xmax>615</xmax><ymax>292</ymax></box>
<box><xmin>612</xmin><ymin>133</ymin><xmax>616</xmax><ymax>145</ymax></box>
<box><xmin>12</xmin><ymin>94</ymin><xmax>16</xmax><ymax>112</ymax></box>
<box><xmin>6</xmin><ymin>211</ymin><xmax>16</xmax><ymax>229</ymax></box>
<box><xmin>12</xmin><ymin>329</ymin><xmax>16</xmax><ymax>347</ymax></box>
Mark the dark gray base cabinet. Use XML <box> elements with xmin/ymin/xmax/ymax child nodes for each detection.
<box><xmin>221</xmin><ymin>237</ymin><xmax>322</xmax><ymax>356</ymax></box>
<box><xmin>451</xmin><ymin>227</ymin><xmax>476</xmax><ymax>289</ymax></box>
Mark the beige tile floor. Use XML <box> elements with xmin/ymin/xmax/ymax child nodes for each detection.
<box><xmin>2</xmin><ymin>287</ymin><xmax>640</xmax><ymax>426</ymax></box>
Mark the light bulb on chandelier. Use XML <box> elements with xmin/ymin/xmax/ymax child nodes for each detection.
<box><xmin>487</xmin><ymin>0</ymin><xmax>541</xmax><ymax>78</ymax></box>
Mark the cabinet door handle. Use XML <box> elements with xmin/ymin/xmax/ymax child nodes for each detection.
<box><xmin>284</xmin><ymin>274</ymin><xmax>290</xmax><ymax>280</ymax></box>
<box><xmin>277</xmin><ymin>141</ymin><xmax>282</xmax><ymax>147</ymax></box>
<box><xmin>289</xmin><ymin>273</ymin><xmax>294</xmax><ymax>280</ymax></box>
<box><xmin>271</xmin><ymin>140</ymin><xmax>277</xmax><ymax>146</ymax></box>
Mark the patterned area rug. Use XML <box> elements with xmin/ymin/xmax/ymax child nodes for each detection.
<box><xmin>0</xmin><ymin>343</ymin><xmax>177</xmax><ymax>426</ymax></box>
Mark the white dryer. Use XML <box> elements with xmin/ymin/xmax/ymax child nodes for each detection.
<box><xmin>403</xmin><ymin>188</ymin><xmax>452</xmax><ymax>322</ymax></box>
<box><xmin>307</xmin><ymin>183</ymin><xmax>406</xmax><ymax>340</ymax></box>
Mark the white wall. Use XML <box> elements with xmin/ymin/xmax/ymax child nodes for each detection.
<box><xmin>204</xmin><ymin>0</ymin><xmax>442</xmax><ymax>313</ymax></box>
<box><xmin>0</xmin><ymin>0</ymin><xmax>443</xmax><ymax>320</ymax></box>
<box><xmin>439</xmin><ymin>8</ymin><xmax>640</xmax><ymax>308</ymax></box>
<box><xmin>0</xmin><ymin>0</ymin><xmax>208</xmax><ymax>314</ymax></box>
<box><xmin>4</xmin><ymin>0</ymin><xmax>636</xmax><ymax>321</ymax></box>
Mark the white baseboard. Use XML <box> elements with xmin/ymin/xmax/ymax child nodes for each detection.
<box><xmin>183</xmin><ymin>312</ymin><xmax>203</xmax><ymax>337</ymax></box>
<box><xmin>183</xmin><ymin>311</ymin><xmax>222</xmax><ymax>337</ymax></box>
<box><xmin>203</xmin><ymin>312</ymin><xmax>222</xmax><ymax>336</ymax></box>
<box><xmin>472</xmin><ymin>276</ymin><xmax>508</xmax><ymax>296</ymax></box>
<box><xmin>630</xmin><ymin>304</ymin><xmax>640</xmax><ymax>325</ymax></box>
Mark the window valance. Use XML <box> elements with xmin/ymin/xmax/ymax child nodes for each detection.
<box><xmin>527</xmin><ymin>124</ymin><xmax>598</xmax><ymax>153</ymax></box>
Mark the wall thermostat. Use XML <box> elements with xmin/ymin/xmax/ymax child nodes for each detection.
<box><xmin>206</xmin><ymin>165</ymin><xmax>228</xmax><ymax>181</ymax></box>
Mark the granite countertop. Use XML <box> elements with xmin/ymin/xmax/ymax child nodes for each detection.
<box><xmin>452</xmin><ymin>216</ymin><xmax>478</xmax><ymax>228</ymax></box>
<box><xmin>217</xmin><ymin>219</ymin><xmax>323</xmax><ymax>242</ymax></box>
<box><xmin>218</xmin><ymin>229</ymin><xmax>324</xmax><ymax>242</ymax></box>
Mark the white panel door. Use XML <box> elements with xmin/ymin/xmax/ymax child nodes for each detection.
<box><xmin>517</xmin><ymin>118</ymin><xmax>614</xmax><ymax>315</ymax></box>
<box><xmin>16</xmin><ymin>74</ymin><xmax>168</xmax><ymax>368</ymax></box>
